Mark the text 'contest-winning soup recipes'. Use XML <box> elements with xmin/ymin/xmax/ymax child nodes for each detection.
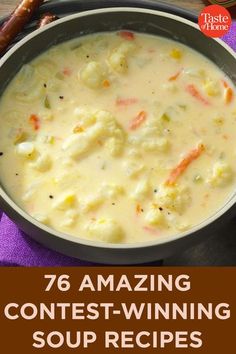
<box><xmin>0</xmin><ymin>31</ymin><xmax>235</xmax><ymax>243</ymax></box>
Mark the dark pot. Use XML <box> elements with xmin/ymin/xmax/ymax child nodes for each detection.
<box><xmin>0</xmin><ymin>7</ymin><xmax>235</xmax><ymax>264</ymax></box>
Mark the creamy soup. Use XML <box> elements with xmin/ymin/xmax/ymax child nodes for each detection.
<box><xmin>0</xmin><ymin>31</ymin><xmax>235</xmax><ymax>244</ymax></box>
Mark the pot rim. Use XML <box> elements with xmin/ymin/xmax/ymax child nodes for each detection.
<box><xmin>0</xmin><ymin>6</ymin><xmax>236</xmax><ymax>250</ymax></box>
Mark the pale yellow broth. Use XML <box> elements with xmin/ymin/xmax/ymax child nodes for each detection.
<box><xmin>0</xmin><ymin>31</ymin><xmax>236</xmax><ymax>244</ymax></box>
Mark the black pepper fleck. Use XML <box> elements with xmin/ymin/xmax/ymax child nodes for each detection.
<box><xmin>141</xmin><ymin>209</ymin><xmax>144</xmax><ymax>213</ymax></box>
<box><xmin>43</xmin><ymin>83</ymin><xmax>47</xmax><ymax>88</ymax></box>
<box><xmin>59</xmin><ymin>96</ymin><xmax>64</xmax><ymax>100</ymax></box>
<box><xmin>154</xmin><ymin>189</ymin><xmax>157</xmax><ymax>193</ymax></box>
<box><xmin>112</xmin><ymin>203</ymin><xmax>115</xmax><ymax>206</ymax></box>
<box><xmin>159</xmin><ymin>207</ymin><xmax>163</xmax><ymax>211</ymax></box>
<box><xmin>0</xmin><ymin>152</ymin><xmax>3</xmax><ymax>156</ymax></box>
<box><xmin>49</xmin><ymin>195</ymin><xmax>54</xmax><ymax>199</ymax></box>
<box><xmin>86</xmin><ymin>55</ymin><xmax>90</xmax><ymax>58</ymax></box>
<box><xmin>15</xmin><ymin>173</ymin><xmax>19</xmax><ymax>176</ymax></box>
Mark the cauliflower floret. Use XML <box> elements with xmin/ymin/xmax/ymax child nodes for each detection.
<box><xmin>95</xmin><ymin>110</ymin><xmax>125</xmax><ymax>153</ymax></box>
<box><xmin>108</xmin><ymin>51</ymin><xmax>128</xmax><ymax>73</ymax></box>
<box><xmin>95</xmin><ymin>110</ymin><xmax>124</xmax><ymax>137</ymax></box>
<box><xmin>63</xmin><ymin>110</ymin><xmax>125</xmax><ymax>159</ymax></box>
<box><xmin>74</xmin><ymin>107</ymin><xmax>96</xmax><ymax>127</ymax></box>
<box><xmin>145</xmin><ymin>207</ymin><xmax>166</xmax><ymax>227</ymax></box>
<box><xmin>131</xmin><ymin>180</ymin><xmax>150</xmax><ymax>201</ymax></box>
<box><xmin>80</xmin><ymin>61</ymin><xmax>106</xmax><ymax>89</ymax></box>
<box><xmin>87</xmin><ymin>122</ymin><xmax>106</xmax><ymax>140</ymax></box>
<box><xmin>62</xmin><ymin>133</ymin><xmax>91</xmax><ymax>159</ymax></box>
<box><xmin>117</xmin><ymin>41</ymin><xmax>137</xmax><ymax>55</ymax></box>
<box><xmin>16</xmin><ymin>142</ymin><xmax>35</xmax><ymax>157</ymax></box>
<box><xmin>52</xmin><ymin>192</ymin><xmax>76</xmax><ymax>210</ymax></box>
<box><xmin>208</xmin><ymin>162</ymin><xmax>233</xmax><ymax>187</ymax></box>
<box><xmin>95</xmin><ymin>110</ymin><xmax>116</xmax><ymax>129</ymax></box>
<box><xmin>108</xmin><ymin>40</ymin><xmax>137</xmax><ymax>73</ymax></box>
<box><xmin>155</xmin><ymin>184</ymin><xmax>191</xmax><ymax>213</ymax></box>
<box><xmin>86</xmin><ymin>218</ymin><xmax>124</xmax><ymax>243</ymax></box>
<box><xmin>105</xmin><ymin>137</ymin><xmax>123</xmax><ymax>156</ymax></box>
<box><xmin>32</xmin><ymin>153</ymin><xmax>52</xmax><ymax>172</ymax></box>
<box><xmin>128</xmin><ymin>117</ymin><xmax>169</xmax><ymax>153</ymax></box>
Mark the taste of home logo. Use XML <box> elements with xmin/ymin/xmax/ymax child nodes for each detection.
<box><xmin>198</xmin><ymin>5</ymin><xmax>232</xmax><ymax>37</ymax></box>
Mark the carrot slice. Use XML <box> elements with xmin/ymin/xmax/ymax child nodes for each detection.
<box><xmin>129</xmin><ymin>111</ymin><xmax>147</xmax><ymax>130</ymax></box>
<box><xmin>225</xmin><ymin>87</ymin><xmax>233</xmax><ymax>104</ymax></box>
<box><xmin>63</xmin><ymin>67</ymin><xmax>72</xmax><ymax>76</ymax></box>
<box><xmin>29</xmin><ymin>114</ymin><xmax>40</xmax><ymax>131</ymax></box>
<box><xmin>223</xmin><ymin>80</ymin><xmax>228</xmax><ymax>89</ymax></box>
<box><xmin>102</xmin><ymin>79</ymin><xmax>110</xmax><ymax>88</ymax></box>
<box><xmin>222</xmin><ymin>80</ymin><xmax>233</xmax><ymax>104</ymax></box>
<box><xmin>119</xmin><ymin>31</ymin><xmax>135</xmax><ymax>40</ymax></box>
<box><xmin>168</xmin><ymin>69</ymin><xmax>181</xmax><ymax>81</ymax></box>
<box><xmin>116</xmin><ymin>97</ymin><xmax>138</xmax><ymax>106</ymax></box>
<box><xmin>165</xmin><ymin>143</ymin><xmax>205</xmax><ymax>186</ymax></box>
<box><xmin>186</xmin><ymin>84</ymin><xmax>210</xmax><ymax>105</ymax></box>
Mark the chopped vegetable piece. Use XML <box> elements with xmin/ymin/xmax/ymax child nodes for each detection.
<box><xmin>44</xmin><ymin>96</ymin><xmax>51</xmax><ymax>109</ymax></box>
<box><xmin>161</xmin><ymin>113</ymin><xmax>170</xmax><ymax>122</ymax></box>
<box><xmin>170</xmin><ymin>48</ymin><xmax>182</xmax><ymax>59</ymax></box>
<box><xmin>102</xmin><ymin>79</ymin><xmax>110</xmax><ymax>88</ymax></box>
<box><xmin>29</xmin><ymin>114</ymin><xmax>40</xmax><ymax>131</ymax></box>
<box><xmin>63</xmin><ymin>67</ymin><xmax>72</xmax><ymax>76</ymax></box>
<box><xmin>186</xmin><ymin>84</ymin><xmax>210</xmax><ymax>106</ymax></box>
<box><xmin>222</xmin><ymin>81</ymin><xmax>233</xmax><ymax>104</ymax></box>
<box><xmin>166</xmin><ymin>143</ymin><xmax>205</xmax><ymax>186</ymax></box>
<box><xmin>204</xmin><ymin>79</ymin><xmax>221</xmax><ymax>97</ymax></box>
<box><xmin>168</xmin><ymin>69</ymin><xmax>181</xmax><ymax>81</ymax></box>
<box><xmin>116</xmin><ymin>97</ymin><xmax>138</xmax><ymax>106</ymax></box>
<box><xmin>225</xmin><ymin>87</ymin><xmax>233</xmax><ymax>104</ymax></box>
<box><xmin>119</xmin><ymin>31</ymin><xmax>135</xmax><ymax>40</ymax></box>
<box><xmin>129</xmin><ymin>111</ymin><xmax>147</xmax><ymax>130</ymax></box>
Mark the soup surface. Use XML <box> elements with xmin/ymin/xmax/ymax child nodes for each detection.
<box><xmin>0</xmin><ymin>31</ymin><xmax>235</xmax><ymax>244</ymax></box>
